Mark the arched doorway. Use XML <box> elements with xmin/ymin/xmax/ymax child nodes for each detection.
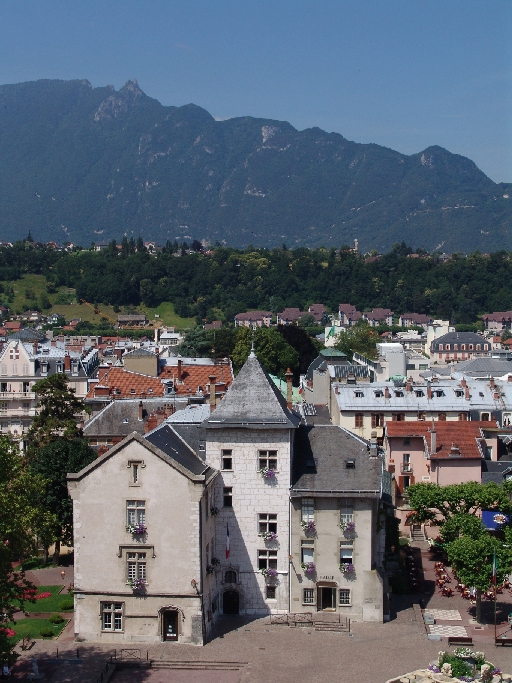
<box><xmin>161</xmin><ymin>609</ymin><xmax>181</xmax><ymax>641</ymax></box>
<box><xmin>223</xmin><ymin>590</ymin><xmax>239</xmax><ymax>615</ymax></box>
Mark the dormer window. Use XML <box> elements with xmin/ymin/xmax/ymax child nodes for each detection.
<box><xmin>455</xmin><ymin>390</ymin><xmax>463</xmax><ymax>397</ymax></box>
<box><xmin>374</xmin><ymin>390</ymin><xmax>383</xmax><ymax>398</ymax></box>
<box><xmin>354</xmin><ymin>391</ymin><xmax>364</xmax><ymax>398</ymax></box>
<box><xmin>453</xmin><ymin>344</ymin><xmax>458</xmax><ymax>351</ymax></box>
<box><xmin>41</xmin><ymin>361</ymin><xmax>48</xmax><ymax>376</ymax></box>
<box><xmin>434</xmin><ymin>390</ymin><xmax>445</xmax><ymax>398</ymax></box>
<box><xmin>56</xmin><ymin>361</ymin><xmax>64</xmax><ymax>373</ymax></box>
<box><xmin>439</xmin><ymin>344</ymin><xmax>443</xmax><ymax>351</ymax></box>
<box><xmin>394</xmin><ymin>391</ymin><xmax>404</xmax><ymax>398</ymax></box>
<box><xmin>415</xmin><ymin>390</ymin><xmax>424</xmax><ymax>397</ymax></box>
<box><xmin>461</xmin><ymin>344</ymin><xmax>466</xmax><ymax>350</ymax></box>
<box><xmin>469</xmin><ymin>344</ymin><xmax>474</xmax><ymax>350</ymax></box>
<box><xmin>130</xmin><ymin>388</ymin><xmax>135</xmax><ymax>394</ymax></box>
<box><xmin>445</xmin><ymin>344</ymin><xmax>450</xmax><ymax>351</ymax></box>
<box><xmin>148</xmin><ymin>388</ymin><xmax>153</xmax><ymax>394</ymax></box>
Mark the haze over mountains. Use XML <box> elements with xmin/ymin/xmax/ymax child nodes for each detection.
<box><xmin>0</xmin><ymin>78</ymin><xmax>510</xmax><ymax>252</ymax></box>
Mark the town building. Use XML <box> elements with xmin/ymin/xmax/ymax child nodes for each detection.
<box><xmin>276</xmin><ymin>308</ymin><xmax>305</xmax><ymax>326</ymax></box>
<box><xmin>307</xmin><ymin>304</ymin><xmax>327</xmax><ymax>324</ymax></box>
<box><xmin>362</xmin><ymin>308</ymin><xmax>395</xmax><ymax>327</ymax></box>
<box><xmin>234</xmin><ymin>311</ymin><xmax>272</xmax><ymax>328</ymax></box>
<box><xmin>117</xmin><ymin>314</ymin><xmax>148</xmax><ymax>327</ymax></box>
<box><xmin>482</xmin><ymin>311</ymin><xmax>512</xmax><ymax>332</ymax></box>
<box><xmin>430</xmin><ymin>332</ymin><xmax>490</xmax><ymax>362</ymax></box>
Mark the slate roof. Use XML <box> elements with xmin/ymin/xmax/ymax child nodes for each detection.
<box><xmin>386</xmin><ymin>420</ymin><xmax>489</xmax><ymax>459</ymax></box>
<box><xmin>203</xmin><ymin>352</ymin><xmax>301</xmax><ymax>429</ymax></box>
<box><xmin>145</xmin><ymin>424</ymin><xmax>209</xmax><ymax>476</ymax></box>
<box><xmin>291</xmin><ymin>425</ymin><xmax>382</xmax><ymax>496</ymax></box>
<box><xmin>452</xmin><ymin>357</ymin><xmax>512</xmax><ymax>378</ymax></box>
<box><xmin>431</xmin><ymin>332</ymin><xmax>488</xmax><ymax>350</ymax></box>
<box><xmin>123</xmin><ymin>347</ymin><xmax>156</xmax><ymax>358</ymax></box>
<box><xmin>481</xmin><ymin>460</ymin><xmax>512</xmax><ymax>484</ymax></box>
<box><xmin>83</xmin><ymin>398</ymin><xmax>178</xmax><ymax>437</ymax></box>
<box><xmin>8</xmin><ymin>328</ymin><xmax>47</xmax><ymax>342</ymax></box>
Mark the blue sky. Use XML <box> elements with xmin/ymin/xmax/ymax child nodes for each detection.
<box><xmin>0</xmin><ymin>0</ymin><xmax>510</xmax><ymax>182</ymax></box>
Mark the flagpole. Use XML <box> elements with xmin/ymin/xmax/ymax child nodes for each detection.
<box><xmin>493</xmin><ymin>548</ymin><xmax>497</xmax><ymax>641</ymax></box>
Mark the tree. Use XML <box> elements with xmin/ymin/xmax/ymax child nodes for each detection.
<box><xmin>0</xmin><ymin>437</ymin><xmax>56</xmax><ymax>664</ymax></box>
<box><xmin>25</xmin><ymin>374</ymin><xmax>88</xmax><ymax>458</ymax></box>
<box><xmin>178</xmin><ymin>328</ymin><xmax>212</xmax><ymax>357</ymax></box>
<box><xmin>334</xmin><ymin>321</ymin><xmax>379</xmax><ymax>360</ymax></box>
<box><xmin>29</xmin><ymin>438</ymin><xmax>96</xmax><ymax>564</ymax></box>
<box><xmin>231</xmin><ymin>327</ymin><xmax>299</xmax><ymax>378</ymax></box>
<box><xmin>447</xmin><ymin>529</ymin><xmax>512</xmax><ymax>623</ymax></box>
<box><xmin>406</xmin><ymin>482</ymin><xmax>512</xmax><ymax>525</ymax></box>
<box><xmin>276</xmin><ymin>324</ymin><xmax>319</xmax><ymax>377</ymax></box>
<box><xmin>208</xmin><ymin>328</ymin><xmax>237</xmax><ymax>359</ymax></box>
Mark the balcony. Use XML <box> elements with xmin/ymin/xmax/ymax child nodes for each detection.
<box><xmin>400</xmin><ymin>464</ymin><xmax>413</xmax><ymax>475</ymax></box>
<box><xmin>0</xmin><ymin>392</ymin><xmax>36</xmax><ymax>400</ymax></box>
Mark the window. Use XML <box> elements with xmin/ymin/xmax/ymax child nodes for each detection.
<box><xmin>453</xmin><ymin>344</ymin><xmax>458</xmax><ymax>351</ymax></box>
<box><xmin>12</xmin><ymin>364</ymin><xmax>17</xmax><ymax>375</ymax></box>
<box><xmin>127</xmin><ymin>552</ymin><xmax>146</xmax><ymax>581</ymax></box>
<box><xmin>484</xmin><ymin>345</ymin><xmax>489</xmax><ymax>351</ymax></box>
<box><xmin>481</xmin><ymin>412</ymin><xmax>490</xmax><ymax>422</ymax></box>
<box><xmin>374</xmin><ymin>391</ymin><xmax>383</xmax><ymax>398</ymax></box>
<box><xmin>354</xmin><ymin>413</ymin><xmax>363</xmax><ymax>428</ymax></box>
<box><xmin>403</xmin><ymin>438</ymin><xmax>410</xmax><ymax>446</ymax></box>
<box><xmin>223</xmin><ymin>487</ymin><xmax>232</xmax><ymax>507</ymax></box>
<box><xmin>126</xmin><ymin>500</ymin><xmax>145</xmax><ymax>526</ymax></box>
<box><xmin>258</xmin><ymin>450</ymin><xmax>277</xmax><ymax>471</ymax></box>
<box><xmin>303</xmin><ymin>588</ymin><xmax>315</xmax><ymax>605</ymax></box>
<box><xmin>340</xmin><ymin>541</ymin><xmax>353</xmax><ymax>566</ymax></box>
<box><xmin>340</xmin><ymin>501</ymin><xmax>353</xmax><ymax>526</ymax></box>
<box><xmin>455</xmin><ymin>390</ymin><xmax>464</xmax><ymax>397</ymax></box>
<box><xmin>22</xmin><ymin>402</ymin><xmax>30</xmax><ymax>413</ymax></box>
<box><xmin>0</xmin><ymin>402</ymin><xmax>7</xmax><ymax>413</ymax></box>
<box><xmin>476</xmin><ymin>344</ymin><xmax>481</xmax><ymax>351</ymax></box>
<box><xmin>0</xmin><ymin>365</ymin><xmax>6</xmax><ymax>377</ymax></box>
<box><xmin>258</xmin><ymin>549</ymin><xmax>277</xmax><ymax>570</ymax></box>
<box><xmin>403</xmin><ymin>454</ymin><xmax>411</xmax><ymax>472</ymax></box>
<box><xmin>258</xmin><ymin>513</ymin><xmax>277</xmax><ymax>535</ymax></box>
<box><xmin>371</xmin><ymin>413</ymin><xmax>384</xmax><ymax>428</ymax></box>
<box><xmin>9</xmin><ymin>348</ymin><xmax>19</xmax><ymax>360</ymax></box>
<box><xmin>266</xmin><ymin>586</ymin><xmax>276</xmax><ymax>599</ymax></box>
<box><xmin>130</xmin><ymin>463</ymin><xmax>141</xmax><ymax>484</ymax></box>
<box><xmin>392</xmin><ymin>413</ymin><xmax>405</xmax><ymax>421</ymax></box>
<box><xmin>221</xmin><ymin>449</ymin><xmax>233</xmax><ymax>470</ymax></box>
<box><xmin>394</xmin><ymin>391</ymin><xmax>404</xmax><ymax>398</ymax></box>
<box><xmin>438</xmin><ymin>413</ymin><xmax>447</xmax><ymax>421</ymax></box>
<box><xmin>354</xmin><ymin>390</ymin><xmax>364</xmax><ymax>398</ymax></box>
<box><xmin>461</xmin><ymin>344</ymin><xmax>466</xmax><ymax>351</ymax></box>
<box><xmin>415</xmin><ymin>390</ymin><xmax>424</xmax><ymax>398</ymax></box>
<box><xmin>419</xmin><ymin>364</ymin><xmax>428</xmax><ymax>371</ymax></box>
<box><xmin>224</xmin><ymin>569</ymin><xmax>237</xmax><ymax>583</ymax></box>
<box><xmin>339</xmin><ymin>589</ymin><xmax>351</xmax><ymax>606</ymax></box>
<box><xmin>22</xmin><ymin>364</ymin><xmax>29</xmax><ymax>375</ymax></box>
<box><xmin>434</xmin><ymin>390</ymin><xmax>445</xmax><ymax>398</ymax></box>
<box><xmin>402</xmin><ymin>476</ymin><xmax>411</xmax><ymax>490</ymax></box>
<box><xmin>101</xmin><ymin>602</ymin><xmax>123</xmax><ymax>631</ymax></box>
<box><xmin>301</xmin><ymin>540</ymin><xmax>314</xmax><ymax>564</ymax></box>
<box><xmin>469</xmin><ymin>344</ymin><xmax>474</xmax><ymax>350</ymax></box>
<box><xmin>445</xmin><ymin>344</ymin><xmax>450</xmax><ymax>351</ymax></box>
<box><xmin>458</xmin><ymin>413</ymin><xmax>468</xmax><ymax>421</ymax></box>
<box><xmin>301</xmin><ymin>498</ymin><xmax>314</xmax><ymax>523</ymax></box>
<box><xmin>439</xmin><ymin>344</ymin><xmax>443</xmax><ymax>351</ymax></box>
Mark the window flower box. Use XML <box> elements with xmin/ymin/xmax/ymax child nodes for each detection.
<box><xmin>261</xmin><ymin>567</ymin><xmax>278</xmax><ymax>578</ymax></box>
<box><xmin>339</xmin><ymin>521</ymin><xmax>355</xmax><ymax>533</ymax></box>
<box><xmin>210</xmin><ymin>507</ymin><xmax>220</xmax><ymax>516</ymax></box>
<box><xmin>211</xmin><ymin>557</ymin><xmax>220</xmax><ymax>567</ymax></box>
<box><xmin>259</xmin><ymin>531</ymin><xmax>278</xmax><ymax>542</ymax></box>
<box><xmin>301</xmin><ymin>561</ymin><xmax>316</xmax><ymax>576</ymax></box>
<box><xmin>126</xmin><ymin>523</ymin><xmax>147</xmax><ymax>535</ymax></box>
<box><xmin>301</xmin><ymin>520</ymin><xmax>316</xmax><ymax>532</ymax></box>
<box><xmin>259</xmin><ymin>467</ymin><xmax>276</xmax><ymax>479</ymax></box>
<box><xmin>340</xmin><ymin>563</ymin><xmax>355</xmax><ymax>574</ymax></box>
<box><xmin>129</xmin><ymin>578</ymin><xmax>146</xmax><ymax>592</ymax></box>
<box><xmin>206</xmin><ymin>565</ymin><xmax>214</xmax><ymax>575</ymax></box>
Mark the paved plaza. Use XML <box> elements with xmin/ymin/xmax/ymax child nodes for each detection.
<box><xmin>10</xmin><ymin>556</ymin><xmax>512</xmax><ymax>683</ymax></box>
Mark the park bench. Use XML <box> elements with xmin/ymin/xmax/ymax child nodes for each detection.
<box><xmin>448</xmin><ymin>636</ymin><xmax>473</xmax><ymax>647</ymax></box>
<box><xmin>495</xmin><ymin>636</ymin><xmax>512</xmax><ymax>646</ymax></box>
<box><xmin>20</xmin><ymin>635</ymin><xmax>34</xmax><ymax>650</ymax></box>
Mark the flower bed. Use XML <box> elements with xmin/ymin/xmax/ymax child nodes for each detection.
<box><xmin>23</xmin><ymin>586</ymin><xmax>68</xmax><ymax>613</ymax></box>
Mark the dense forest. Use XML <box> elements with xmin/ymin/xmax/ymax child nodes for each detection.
<box><xmin>0</xmin><ymin>239</ymin><xmax>511</xmax><ymax>325</ymax></box>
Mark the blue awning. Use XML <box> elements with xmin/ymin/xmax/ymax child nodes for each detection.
<box><xmin>482</xmin><ymin>510</ymin><xmax>509</xmax><ymax>530</ymax></box>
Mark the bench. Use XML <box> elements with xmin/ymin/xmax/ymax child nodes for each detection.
<box><xmin>448</xmin><ymin>636</ymin><xmax>473</xmax><ymax>647</ymax></box>
<box><xmin>495</xmin><ymin>637</ymin><xmax>512</xmax><ymax>646</ymax></box>
<box><xmin>20</xmin><ymin>635</ymin><xmax>34</xmax><ymax>651</ymax></box>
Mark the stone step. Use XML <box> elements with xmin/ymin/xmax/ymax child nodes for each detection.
<box><xmin>314</xmin><ymin>625</ymin><xmax>348</xmax><ymax>632</ymax></box>
<box><xmin>151</xmin><ymin>660</ymin><xmax>244</xmax><ymax>670</ymax></box>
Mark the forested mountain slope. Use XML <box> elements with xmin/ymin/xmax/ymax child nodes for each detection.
<box><xmin>0</xmin><ymin>78</ymin><xmax>510</xmax><ymax>251</ymax></box>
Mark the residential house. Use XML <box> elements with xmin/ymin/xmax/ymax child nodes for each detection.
<box><xmin>399</xmin><ymin>313</ymin><xmax>433</xmax><ymax>329</ymax></box>
<box><xmin>338</xmin><ymin>304</ymin><xmax>362</xmax><ymax>327</ymax></box>
<box><xmin>290</xmin><ymin>426</ymin><xmax>388</xmax><ymax>621</ymax></box>
<box><xmin>234</xmin><ymin>311</ymin><xmax>272</xmax><ymax>328</ymax></box>
<box><xmin>430</xmin><ymin>332</ymin><xmax>490</xmax><ymax>362</ymax></box>
<box><xmin>307</xmin><ymin>304</ymin><xmax>327</xmax><ymax>324</ymax></box>
<box><xmin>482</xmin><ymin>311</ymin><xmax>512</xmax><ymax>332</ymax></box>
<box><xmin>117</xmin><ymin>314</ymin><xmax>148</xmax><ymax>327</ymax></box>
<box><xmin>276</xmin><ymin>308</ymin><xmax>305</xmax><ymax>326</ymax></box>
<box><xmin>362</xmin><ymin>309</ymin><xmax>394</xmax><ymax>327</ymax></box>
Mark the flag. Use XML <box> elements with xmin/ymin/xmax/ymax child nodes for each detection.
<box><xmin>226</xmin><ymin>523</ymin><xmax>230</xmax><ymax>559</ymax></box>
<box><xmin>492</xmin><ymin>548</ymin><xmax>498</xmax><ymax>585</ymax></box>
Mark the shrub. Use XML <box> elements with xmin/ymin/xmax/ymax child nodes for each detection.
<box><xmin>40</xmin><ymin>627</ymin><xmax>54</xmax><ymax>638</ymax></box>
<box><xmin>49</xmin><ymin>615</ymin><xmax>64</xmax><ymax>624</ymax></box>
<box><xmin>59</xmin><ymin>599</ymin><xmax>74</xmax><ymax>611</ymax></box>
<box><xmin>439</xmin><ymin>654</ymin><xmax>472</xmax><ymax>679</ymax></box>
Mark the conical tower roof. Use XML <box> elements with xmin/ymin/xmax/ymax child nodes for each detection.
<box><xmin>203</xmin><ymin>352</ymin><xmax>300</xmax><ymax>429</ymax></box>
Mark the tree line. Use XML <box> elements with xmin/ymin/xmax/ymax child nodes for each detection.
<box><xmin>1</xmin><ymin>238</ymin><xmax>512</xmax><ymax>325</ymax></box>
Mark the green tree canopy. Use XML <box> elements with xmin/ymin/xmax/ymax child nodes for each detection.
<box><xmin>334</xmin><ymin>321</ymin><xmax>379</xmax><ymax>360</ymax></box>
<box><xmin>178</xmin><ymin>327</ymin><xmax>212</xmax><ymax>357</ymax></box>
<box><xmin>29</xmin><ymin>438</ymin><xmax>97</xmax><ymax>562</ymax></box>
<box><xmin>231</xmin><ymin>327</ymin><xmax>299</xmax><ymax>378</ymax></box>
<box><xmin>26</xmin><ymin>374</ymin><xmax>88</xmax><ymax>457</ymax></box>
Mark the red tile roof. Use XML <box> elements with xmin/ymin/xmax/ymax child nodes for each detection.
<box><xmin>87</xmin><ymin>367</ymin><xmax>165</xmax><ymax>399</ymax></box>
<box><xmin>385</xmin><ymin>420</ymin><xmax>489</xmax><ymax>459</ymax></box>
<box><xmin>158</xmin><ymin>362</ymin><xmax>233</xmax><ymax>396</ymax></box>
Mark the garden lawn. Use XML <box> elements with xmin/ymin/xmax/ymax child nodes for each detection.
<box><xmin>5</xmin><ymin>617</ymin><xmax>68</xmax><ymax>644</ymax></box>
<box><xmin>23</xmin><ymin>586</ymin><xmax>72</xmax><ymax>613</ymax></box>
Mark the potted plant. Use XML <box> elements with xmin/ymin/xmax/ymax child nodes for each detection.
<box><xmin>301</xmin><ymin>520</ymin><xmax>316</xmax><ymax>532</ymax></box>
<box><xmin>259</xmin><ymin>531</ymin><xmax>278</xmax><ymax>542</ymax></box>
<box><xmin>211</xmin><ymin>557</ymin><xmax>220</xmax><ymax>567</ymax></box>
<box><xmin>339</xmin><ymin>520</ymin><xmax>355</xmax><ymax>533</ymax></box>
<box><xmin>340</xmin><ymin>563</ymin><xmax>355</xmax><ymax>574</ymax></box>
<box><xmin>129</xmin><ymin>578</ymin><xmax>147</xmax><ymax>592</ymax></box>
<box><xmin>126</xmin><ymin>522</ymin><xmax>147</xmax><ymax>535</ymax></box>
<box><xmin>301</xmin><ymin>561</ymin><xmax>316</xmax><ymax>576</ymax></box>
<box><xmin>261</xmin><ymin>567</ymin><xmax>278</xmax><ymax>578</ymax></box>
<box><xmin>210</xmin><ymin>506</ymin><xmax>220</xmax><ymax>516</ymax></box>
<box><xmin>259</xmin><ymin>467</ymin><xmax>276</xmax><ymax>479</ymax></box>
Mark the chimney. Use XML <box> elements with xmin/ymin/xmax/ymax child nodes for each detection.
<box><xmin>406</xmin><ymin>378</ymin><xmax>413</xmax><ymax>392</ymax></box>
<box><xmin>490</xmin><ymin>377</ymin><xmax>495</xmax><ymax>389</ymax></box>
<box><xmin>64</xmin><ymin>353</ymin><xmax>71</xmax><ymax>372</ymax></box>
<box><xmin>98</xmin><ymin>365</ymin><xmax>110</xmax><ymax>381</ymax></box>
<box><xmin>494</xmin><ymin>391</ymin><xmax>500</xmax><ymax>400</ymax></box>
<box><xmin>449</xmin><ymin>443</ymin><xmax>461</xmax><ymax>457</ymax></box>
<box><xmin>51</xmin><ymin>338</ymin><xmax>57</xmax><ymax>346</ymax></box>
<box><xmin>388</xmin><ymin>458</ymin><xmax>395</xmax><ymax>474</ymax></box>
<box><xmin>465</xmin><ymin>386</ymin><xmax>470</xmax><ymax>400</ymax></box>
<box><xmin>430</xmin><ymin>426</ymin><xmax>437</xmax><ymax>456</ymax></box>
<box><xmin>138</xmin><ymin>401</ymin><xmax>143</xmax><ymax>421</ymax></box>
<box><xmin>427</xmin><ymin>382</ymin><xmax>432</xmax><ymax>400</ymax></box>
<box><xmin>370</xmin><ymin>430</ymin><xmax>378</xmax><ymax>457</ymax></box>
<box><xmin>285</xmin><ymin>368</ymin><xmax>293</xmax><ymax>409</ymax></box>
<box><xmin>384</xmin><ymin>386</ymin><xmax>390</xmax><ymax>399</ymax></box>
<box><xmin>209</xmin><ymin>374</ymin><xmax>217</xmax><ymax>412</ymax></box>
<box><xmin>177</xmin><ymin>358</ymin><xmax>183</xmax><ymax>382</ymax></box>
<box><xmin>460</xmin><ymin>378</ymin><xmax>467</xmax><ymax>388</ymax></box>
<box><xmin>432</xmin><ymin>376</ymin><xmax>438</xmax><ymax>383</ymax></box>
<box><xmin>144</xmin><ymin>414</ymin><xmax>158</xmax><ymax>433</ymax></box>
<box><xmin>33</xmin><ymin>341</ymin><xmax>38</xmax><ymax>355</ymax></box>
<box><xmin>508</xmin><ymin>375</ymin><xmax>512</xmax><ymax>383</ymax></box>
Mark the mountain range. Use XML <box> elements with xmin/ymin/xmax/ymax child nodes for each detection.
<box><xmin>0</xmin><ymin>78</ymin><xmax>510</xmax><ymax>252</ymax></box>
